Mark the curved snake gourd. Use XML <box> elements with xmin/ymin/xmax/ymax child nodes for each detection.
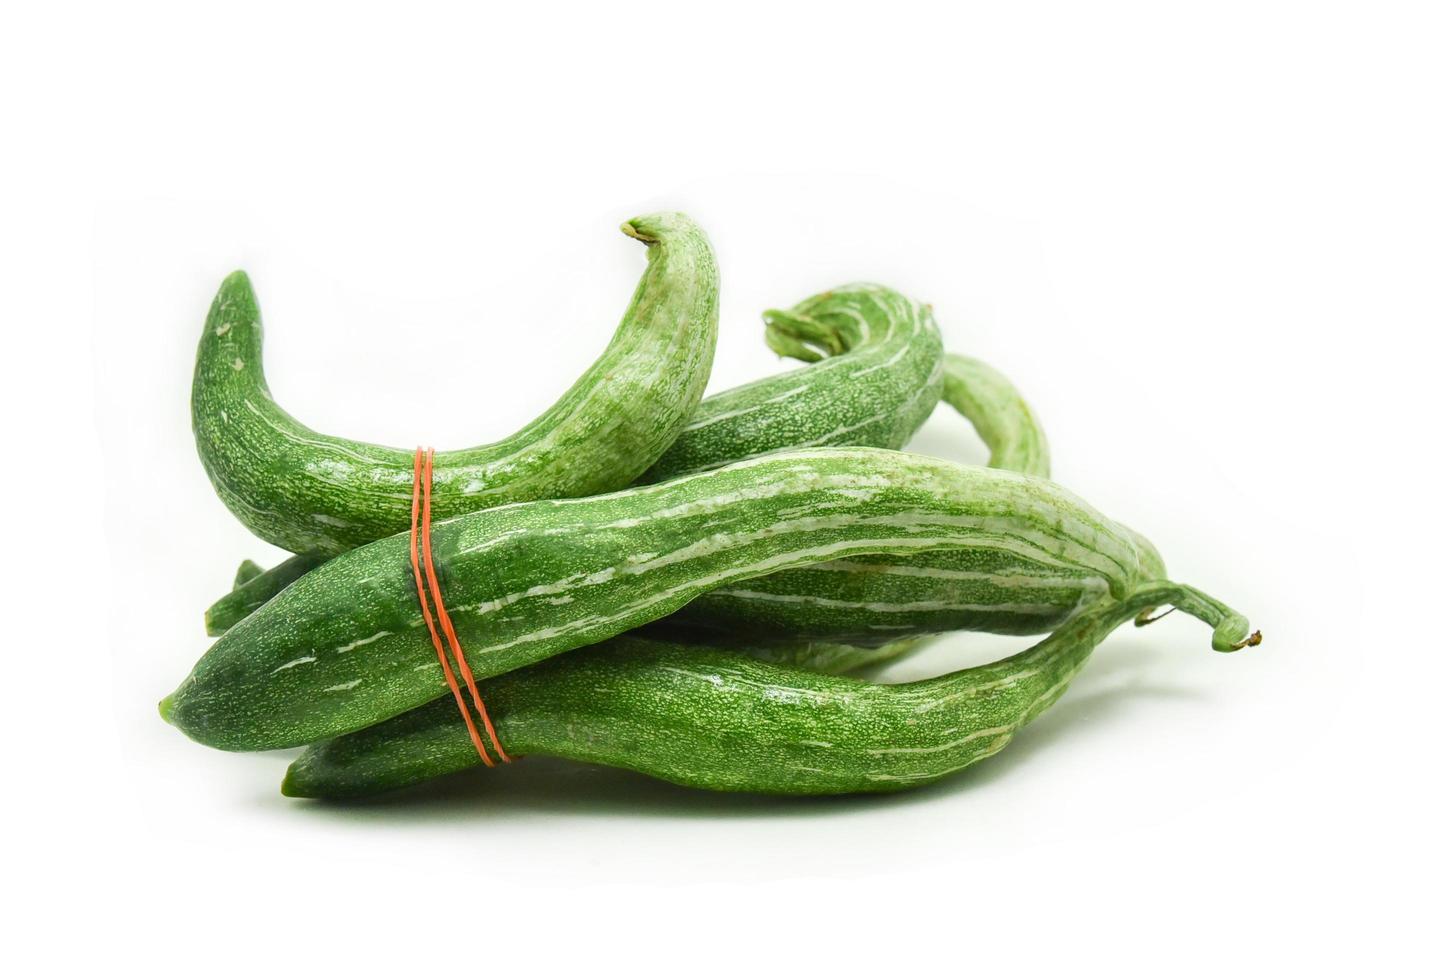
<box><xmin>641</xmin><ymin>283</ymin><xmax>944</xmax><ymax>481</ymax></box>
<box><xmin>281</xmin><ymin>581</ymin><xmax>1258</xmax><ymax>799</ymax></box>
<box><xmin>192</xmin><ymin>212</ymin><xmax>719</xmax><ymax>557</ymax></box>
<box><xmin>939</xmin><ymin>353</ymin><xmax>1050</xmax><ymax>477</ymax></box>
<box><xmin>162</xmin><ymin>447</ymin><xmax>1164</xmax><ymax>752</ymax></box>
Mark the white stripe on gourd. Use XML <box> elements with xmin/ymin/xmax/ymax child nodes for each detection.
<box><xmin>192</xmin><ymin>212</ymin><xmax>719</xmax><ymax>556</ymax></box>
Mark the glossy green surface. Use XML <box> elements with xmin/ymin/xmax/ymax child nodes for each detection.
<box><xmin>163</xmin><ymin>447</ymin><xmax>1163</xmax><ymax>751</ymax></box>
<box><xmin>281</xmin><ymin>582</ymin><xmax>1256</xmax><ymax>799</ymax></box>
<box><xmin>192</xmin><ymin>213</ymin><xmax>718</xmax><ymax>557</ymax></box>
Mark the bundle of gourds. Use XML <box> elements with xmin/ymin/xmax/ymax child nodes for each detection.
<box><xmin>163</xmin><ymin>212</ymin><xmax>1258</xmax><ymax>800</ymax></box>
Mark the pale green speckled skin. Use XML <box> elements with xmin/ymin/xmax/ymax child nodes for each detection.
<box><xmin>163</xmin><ymin>447</ymin><xmax>1164</xmax><ymax>752</ymax></box>
<box><xmin>281</xmin><ymin>582</ymin><xmax>1255</xmax><ymax>799</ymax></box>
<box><xmin>940</xmin><ymin>353</ymin><xmax>1050</xmax><ymax>477</ymax></box>
<box><xmin>192</xmin><ymin>212</ymin><xmax>719</xmax><ymax>557</ymax></box>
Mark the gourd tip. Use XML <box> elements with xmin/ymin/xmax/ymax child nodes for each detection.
<box><xmin>619</xmin><ymin>219</ymin><xmax>657</xmax><ymax>244</ymax></box>
<box><xmin>1214</xmin><ymin>627</ymin><xmax>1262</xmax><ymax>652</ymax></box>
<box><xmin>1234</xmin><ymin>630</ymin><xmax>1263</xmax><ymax>650</ymax></box>
<box><xmin>158</xmin><ymin>694</ymin><xmax>175</xmax><ymax>725</ymax></box>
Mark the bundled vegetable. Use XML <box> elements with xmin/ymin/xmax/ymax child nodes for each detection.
<box><xmin>162</xmin><ymin>210</ymin><xmax>1259</xmax><ymax>802</ymax></box>
<box><xmin>162</xmin><ymin>447</ymin><xmax>1165</xmax><ymax>751</ymax></box>
<box><xmin>283</xmin><ymin>582</ymin><xmax>1256</xmax><ymax>799</ymax></box>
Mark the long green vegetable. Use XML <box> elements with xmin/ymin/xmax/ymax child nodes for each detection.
<box><xmin>281</xmin><ymin>582</ymin><xmax>1257</xmax><ymax>799</ymax></box>
<box><xmin>161</xmin><ymin>447</ymin><xmax>1164</xmax><ymax>752</ymax></box>
<box><xmin>193</xmin><ymin>212</ymin><xmax>719</xmax><ymax>557</ymax></box>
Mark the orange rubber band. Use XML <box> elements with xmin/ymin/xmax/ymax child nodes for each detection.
<box><xmin>409</xmin><ymin>447</ymin><xmax>508</xmax><ymax>765</ymax></box>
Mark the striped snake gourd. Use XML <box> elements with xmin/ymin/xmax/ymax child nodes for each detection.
<box><xmin>281</xmin><ymin>581</ymin><xmax>1257</xmax><ymax>799</ymax></box>
<box><xmin>192</xmin><ymin>212</ymin><xmax>719</xmax><ymax>557</ymax></box>
<box><xmin>161</xmin><ymin>447</ymin><xmax>1165</xmax><ymax>752</ymax></box>
<box><xmin>642</xmin><ymin>282</ymin><xmax>943</xmax><ymax>480</ymax></box>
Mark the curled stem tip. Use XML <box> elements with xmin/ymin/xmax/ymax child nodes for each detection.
<box><xmin>762</xmin><ymin>308</ymin><xmax>844</xmax><ymax>362</ymax></box>
<box><xmin>1232</xmin><ymin>630</ymin><xmax>1263</xmax><ymax>651</ymax></box>
<box><xmin>1126</xmin><ymin>582</ymin><xmax>1258</xmax><ymax>653</ymax></box>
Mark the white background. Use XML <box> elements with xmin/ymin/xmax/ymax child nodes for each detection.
<box><xmin>6</xmin><ymin>1</ymin><xmax>1437</xmax><ymax>975</ymax></box>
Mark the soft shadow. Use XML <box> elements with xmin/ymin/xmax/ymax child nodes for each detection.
<box><xmin>283</xmin><ymin>637</ymin><xmax>1210</xmax><ymax>823</ymax></box>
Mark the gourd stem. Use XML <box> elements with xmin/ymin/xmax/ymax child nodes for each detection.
<box><xmin>762</xmin><ymin>308</ymin><xmax>845</xmax><ymax>362</ymax></box>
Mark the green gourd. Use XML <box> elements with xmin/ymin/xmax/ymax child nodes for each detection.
<box><xmin>161</xmin><ymin>447</ymin><xmax>1164</xmax><ymax>752</ymax></box>
<box><xmin>192</xmin><ymin>212</ymin><xmax>719</xmax><ymax>557</ymax></box>
<box><xmin>281</xmin><ymin>581</ymin><xmax>1258</xmax><ymax>799</ymax></box>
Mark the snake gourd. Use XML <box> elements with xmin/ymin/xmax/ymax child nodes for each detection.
<box><xmin>192</xmin><ymin>212</ymin><xmax>719</xmax><ymax>557</ymax></box>
<box><xmin>162</xmin><ymin>447</ymin><xmax>1163</xmax><ymax>752</ymax></box>
<box><xmin>642</xmin><ymin>282</ymin><xmax>943</xmax><ymax>480</ymax></box>
<box><xmin>281</xmin><ymin>581</ymin><xmax>1256</xmax><ymax>799</ymax></box>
